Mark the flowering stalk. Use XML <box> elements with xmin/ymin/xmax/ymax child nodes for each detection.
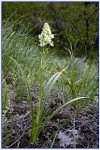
<box><xmin>31</xmin><ymin>23</ymin><xmax>54</xmax><ymax>143</ymax></box>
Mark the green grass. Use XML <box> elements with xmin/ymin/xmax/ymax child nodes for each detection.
<box><xmin>2</xmin><ymin>20</ymin><xmax>98</xmax><ymax>145</ymax></box>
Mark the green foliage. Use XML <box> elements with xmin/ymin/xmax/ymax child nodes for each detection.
<box><xmin>2</xmin><ymin>2</ymin><xmax>98</xmax><ymax>58</ymax></box>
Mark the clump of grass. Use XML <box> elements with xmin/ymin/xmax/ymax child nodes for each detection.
<box><xmin>2</xmin><ymin>20</ymin><xmax>40</xmax><ymax>98</ymax></box>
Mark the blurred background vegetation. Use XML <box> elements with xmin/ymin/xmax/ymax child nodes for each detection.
<box><xmin>2</xmin><ymin>2</ymin><xmax>99</xmax><ymax>59</ymax></box>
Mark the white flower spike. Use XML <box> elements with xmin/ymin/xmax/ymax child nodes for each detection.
<box><xmin>38</xmin><ymin>23</ymin><xmax>54</xmax><ymax>47</ymax></box>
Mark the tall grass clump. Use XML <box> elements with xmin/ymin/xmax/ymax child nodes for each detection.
<box><xmin>2</xmin><ymin>20</ymin><xmax>40</xmax><ymax>98</ymax></box>
<box><xmin>2</xmin><ymin>20</ymin><xmax>98</xmax><ymax>145</ymax></box>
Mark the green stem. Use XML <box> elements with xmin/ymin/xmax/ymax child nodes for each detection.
<box><xmin>37</xmin><ymin>47</ymin><xmax>45</xmax><ymax>122</ymax></box>
<box><xmin>26</xmin><ymin>80</ymin><xmax>34</xmax><ymax>142</ymax></box>
<box><xmin>32</xmin><ymin>47</ymin><xmax>45</xmax><ymax>143</ymax></box>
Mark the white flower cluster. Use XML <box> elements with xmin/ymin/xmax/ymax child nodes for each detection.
<box><xmin>38</xmin><ymin>23</ymin><xmax>54</xmax><ymax>47</ymax></box>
